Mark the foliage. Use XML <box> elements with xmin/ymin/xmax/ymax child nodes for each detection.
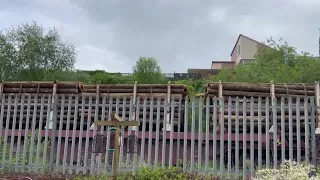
<box><xmin>91</xmin><ymin>71</ymin><xmax>134</xmax><ymax>84</ymax></box>
<box><xmin>253</xmin><ymin>160</ymin><xmax>320</xmax><ymax>180</ymax></box>
<box><xmin>174</xmin><ymin>79</ymin><xmax>205</xmax><ymax>96</ymax></box>
<box><xmin>212</xmin><ymin>37</ymin><xmax>320</xmax><ymax>83</ymax></box>
<box><xmin>0</xmin><ymin>21</ymin><xmax>77</xmax><ymax>81</ymax></box>
<box><xmin>132</xmin><ymin>57</ymin><xmax>166</xmax><ymax>84</ymax></box>
<box><xmin>72</xmin><ymin>166</ymin><xmax>219</xmax><ymax>180</ymax></box>
<box><xmin>0</xmin><ymin>131</ymin><xmax>50</xmax><ymax>174</ymax></box>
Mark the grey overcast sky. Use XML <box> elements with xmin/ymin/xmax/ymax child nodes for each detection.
<box><xmin>1</xmin><ymin>0</ymin><xmax>319</xmax><ymax>73</ymax></box>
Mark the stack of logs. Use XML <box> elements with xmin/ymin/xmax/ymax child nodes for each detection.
<box><xmin>2</xmin><ymin>81</ymin><xmax>81</xmax><ymax>94</ymax></box>
<box><xmin>0</xmin><ymin>82</ymin><xmax>81</xmax><ymax>130</ymax></box>
<box><xmin>79</xmin><ymin>84</ymin><xmax>188</xmax><ymax>131</ymax></box>
<box><xmin>205</xmin><ymin>82</ymin><xmax>316</xmax><ymax>134</ymax></box>
<box><xmin>0</xmin><ymin>82</ymin><xmax>188</xmax><ymax>131</ymax></box>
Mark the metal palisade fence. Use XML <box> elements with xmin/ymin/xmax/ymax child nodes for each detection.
<box><xmin>0</xmin><ymin>93</ymin><xmax>317</xmax><ymax>179</ymax></box>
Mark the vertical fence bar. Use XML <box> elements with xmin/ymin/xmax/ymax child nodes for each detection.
<box><xmin>258</xmin><ymin>97</ymin><xmax>262</xmax><ymax>170</ymax></box>
<box><xmin>250</xmin><ymin>97</ymin><xmax>254</xmax><ymax>177</ymax></box>
<box><xmin>311</xmin><ymin>97</ymin><xmax>316</xmax><ymax>165</ymax></box>
<box><xmin>176</xmin><ymin>98</ymin><xmax>182</xmax><ymax>168</ymax></box>
<box><xmin>8</xmin><ymin>95</ymin><xmax>19</xmax><ymax>169</ymax></box>
<box><xmin>132</xmin><ymin>98</ymin><xmax>140</xmax><ymax>172</ymax></box>
<box><xmin>0</xmin><ymin>94</ymin><xmax>5</xmax><ymax>153</ymax></box>
<box><xmin>227</xmin><ymin>97</ymin><xmax>232</xmax><ymax>179</ymax></box>
<box><xmin>76</xmin><ymin>95</ymin><xmax>85</xmax><ymax>174</ymax></box>
<box><xmin>304</xmin><ymin>97</ymin><xmax>310</xmax><ymax>165</ymax></box>
<box><xmin>105</xmin><ymin>94</ymin><xmax>112</xmax><ymax>172</ymax></box>
<box><xmin>112</xmin><ymin>97</ymin><xmax>120</xmax><ymax>172</ymax></box>
<box><xmin>289</xmin><ymin>97</ymin><xmax>293</xmax><ymax>161</ymax></box>
<box><xmin>69</xmin><ymin>95</ymin><xmax>79</xmax><ymax>174</ymax></box>
<box><xmin>169</xmin><ymin>97</ymin><xmax>175</xmax><ymax>168</ymax></box>
<box><xmin>125</xmin><ymin>97</ymin><xmax>133</xmax><ymax>170</ymax></box>
<box><xmin>140</xmin><ymin>98</ymin><xmax>147</xmax><ymax>166</ymax></box>
<box><xmin>119</xmin><ymin>96</ymin><xmax>127</xmax><ymax>171</ymax></box>
<box><xmin>235</xmin><ymin>97</ymin><xmax>240</xmax><ymax>179</ymax></box>
<box><xmin>219</xmin><ymin>97</ymin><xmax>225</xmax><ymax>177</ymax></box>
<box><xmin>296</xmin><ymin>97</ymin><xmax>301</xmax><ymax>163</ymax></box>
<box><xmin>63</xmin><ymin>96</ymin><xmax>72</xmax><ymax>174</ymax></box>
<box><xmin>2</xmin><ymin>95</ymin><xmax>12</xmax><ymax>169</ymax></box>
<box><xmin>198</xmin><ymin>96</ymin><xmax>203</xmax><ymax>172</ymax></box>
<box><xmin>205</xmin><ymin>97</ymin><xmax>210</xmax><ymax>172</ymax></box>
<box><xmin>28</xmin><ymin>95</ymin><xmax>39</xmax><ymax>173</ymax></box>
<box><xmin>265</xmin><ymin>97</ymin><xmax>270</xmax><ymax>168</ymax></box>
<box><xmin>213</xmin><ymin>97</ymin><xmax>217</xmax><ymax>177</ymax></box>
<box><xmin>161</xmin><ymin>96</ymin><xmax>168</xmax><ymax>168</ymax></box>
<box><xmin>90</xmin><ymin>92</ymin><xmax>100</xmax><ymax>174</ymax></box>
<box><xmin>0</xmin><ymin>94</ymin><xmax>5</xmax><ymax>164</ymax></box>
<box><xmin>154</xmin><ymin>98</ymin><xmax>161</xmax><ymax>168</ymax></box>
<box><xmin>272</xmin><ymin>97</ymin><xmax>278</xmax><ymax>169</ymax></box>
<box><xmin>42</xmin><ymin>94</ymin><xmax>52</xmax><ymax>173</ymax></box>
<box><xmin>190</xmin><ymin>96</ymin><xmax>195</xmax><ymax>171</ymax></box>
<box><xmin>56</xmin><ymin>95</ymin><xmax>66</xmax><ymax>172</ymax></box>
<box><xmin>182</xmin><ymin>96</ymin><xmax>188</xmax><ymax>171</ymax></box>
<box><xmin>147</xmin><ymin>96</ymin><xmax>154</xmax><ymax>166</ymax></box>
<box><xmin>21</xmin><ymin>95</ymin><xmax>31</xmax><ymax>172</ymax></box>
<box><xmin>35</xmin><ymin>96</ymin><xmax>45</xmax><ymax>172</ymax></box>
<box><xmin>104</xmin><ymin>97</ymin><xmax>113</xmax><ymax>172</ymax></box>
<box><xmin>281</xmin><ymin>97</ymin><xmax>285</xmax><ymax>162</ymax></box>
<box><xmin>15</xmin><ymin>94</ymin><xmax>25</xmax><ymax>171</ymax></box>
<box><xmin>49</xmin><ymin>94</ymin><xmax>58</xmax><ymax>173</ymax></box>
<box><xmin>242</xmin><ymin>97</ymin><xmax>247</xmax><ymax>179</ymax></box>
<box><xmin>83</xmin><ymin>96</ymin><xmax>93</xmax><ymax>173</ymax></box>
<box><xmin>6</xmin><ymin>95</ymin><xmax>15</xmax><ymax>169</ymax></box>
<box><xmin>316</xmin><ymin>82</ymin><xmax>320</xmax><ymax>134</ymax></box>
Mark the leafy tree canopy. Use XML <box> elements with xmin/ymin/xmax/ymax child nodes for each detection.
<box><xmin>132</xmin><ymin>57</ymin><xmax>166</xmax><ymax>84</ymax></box>
<box><xmin>0</xmin><ymin>21</ymin><xmax>76</xmax><ymax>81</ymax></box>
<box><xmin>212</xmin><ymin>37</ymin><xmax>320</xmax><ymax>83</ymax></box>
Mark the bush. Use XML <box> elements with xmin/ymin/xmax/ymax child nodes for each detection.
<box><xmin>253</xmin><ymin>160</ymin><xmax>320</xmax><ymax>180</ymax></box>
<box><xmin>73</xmin><ymin>166</ymin><xmax>218</xmax><ymax>180</ymax></box>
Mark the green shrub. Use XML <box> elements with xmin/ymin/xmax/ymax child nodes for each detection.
<box><xmin>253</xmin><ymin>160</ymin><xmax>320</xmax><ymax>180</ymax></box>
<box><xmin>0</xmin><ymin>131</ymin><xmax>51</xmax><ymax>174</ymax></box>
<box><xmin>73</xmin><ymin>166</ymin><xmax>218</xmax><ymax>180</ymax></box>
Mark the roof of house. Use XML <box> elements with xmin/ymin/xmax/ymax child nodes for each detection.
<box><xmin>230</xmin><ymin>34</ymin><xmax>263</xmax><ymax>56</ymax></box>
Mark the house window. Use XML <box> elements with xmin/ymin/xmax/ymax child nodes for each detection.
<box><xmin>237</xmin><ymin>45</ymin><xmax>240</xmax><ymax>56</ymax></box>
<box><xmin>240</xmin><ymin>59</ymin><xmax>253</xmax><ymax>65</ymax></box>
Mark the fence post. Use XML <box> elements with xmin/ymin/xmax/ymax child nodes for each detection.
<box><xmin>314</xmin><ymin>81</ymin><xmax>320</xmax><ymax>166</ymax></box>
<box><xmin>165</xmin><ymin>81</ymin><xmax>172</xmax><ymax>131</ymax></box>
<box><xmin>131</xmin><ymin>81</ymin><xmax>137</xmax><ymax>131</ymax></box>
<box><xmin>49</xmin><ymin>83</ymin><xmax>58</xmax><ymax>173</ymax></box>
<box><xmin>315</xmin><ymin>81</ymin><xmax>320</xmax><ymax>134</ymax></box>
<box><xmin>269</xmin><ymin>81</ymin><xmax>275</xmax><ymax>133</ymax></box>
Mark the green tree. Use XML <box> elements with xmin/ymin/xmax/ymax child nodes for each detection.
<box><xmin>0</xmin><ymin>21</ymin><xmax>76</xmax><ymax>81</ymax></box>
<box><xmin>91</xmin><ymin>71</ymin><xmax>134</xmax><ymax>84</ymax></box>
<box><xmin>132</xmin><ymin>57</ymin><xmax>166</xmax><ymax>84</ymax></box>
<box><xmin>212</xmin><ymin>37</ymin><xmax>320</xmax><ymax>83</ymax></box>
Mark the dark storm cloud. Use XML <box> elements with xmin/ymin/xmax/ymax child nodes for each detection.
<box><xmin>69</xmin><ymin>0</ymin><xmax>320</xmax><ymax>71</ymax></box>
<box><xmin>70</xmin><ymin>0</ymin><xmax>232</xmax><ymax>71</ymax></box>
<box><xmin>1</xmin><ymin>0</ymin><xmax>320</xmax><ymax>72</ymax></box>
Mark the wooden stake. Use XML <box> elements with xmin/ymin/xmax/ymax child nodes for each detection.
<box><xmin>113</xmin><ymin>128</ymin><xmax>120</xmax><ymax>178</ymax></box>
<box><xmin>94</xmin><ymin>114</ymin><xmax>140</xmax><ymax>179</ymax></box>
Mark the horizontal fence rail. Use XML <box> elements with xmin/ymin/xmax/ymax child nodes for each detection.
<box><xmin>0</xmin><ymin>93</ymin><xmax>317</xmax><ymax>179</ymax></box>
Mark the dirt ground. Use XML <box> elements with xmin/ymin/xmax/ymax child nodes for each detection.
<box><xmin>0</xmin><ymin>173</ymin><xmax>74</xmax><ymax>180</ymax></box>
